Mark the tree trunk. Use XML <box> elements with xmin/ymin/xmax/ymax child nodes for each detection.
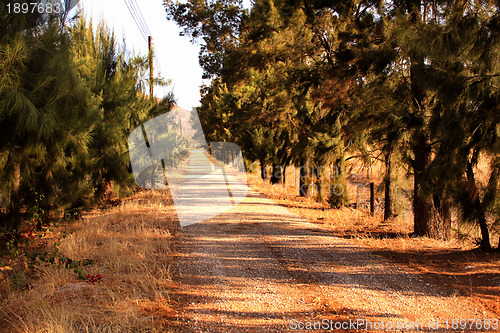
<box><xmin>270</xmin><ymin>164</ymin><xmax>283</xmax><ymax>184</ymax></box>
<box><xmin>384</xmin><ymin>148</ymin><xmax>394</xmax><ymax>221</ymax></box>
<box><xmin>314</xmin><ymin>165</ymin><xmax>323</xmax><ymax>202</ymax></box>
<box><xmin>5</xmin><ymin>161</ymin><xmax>22</xmax><ymax>231</ymax></box>
<box><xmin>299</xmin><ymin>160</ymin><xmax>309</xmax><ymax>197</ymax></box>
<box><xmin>260</xmin><ymin>159</ymin><xmax>267</xmax><ymax>180</ymax></box>
<box><xmin>412</xmin><ymin>131</ymin><xmax>433</xmax><ymax>236</ymax></box>
<box><xmin>476</xmin><ymin>198</ymin><xmax>490</xmax><ymax>251</ymax></box>
<box><xmin>466</xmin><ymin>161</ymin><xmax>491</xmax><ymax>250</ymax></box>
<box><xmin>430</xmin><ymin>193</ymin><xmax>451</xmax><ymax>240</ymax></box>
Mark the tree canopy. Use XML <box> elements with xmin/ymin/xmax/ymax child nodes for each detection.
<box><xmin>165</xmin><ymin>0</ymin><xmax>500</xmax><ymax>249</ymax></box>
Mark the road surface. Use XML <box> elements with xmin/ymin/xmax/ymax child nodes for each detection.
<box><xmin>166</xmin><ymin>151</ymin><xmax>494</xmax><ymax>332</ymax></box>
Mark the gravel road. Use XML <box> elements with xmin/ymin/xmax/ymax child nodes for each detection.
<box><xmin>168</xmin><ymin>190</ymin><xmax>496</xmax><ymax>333</ymax></box>
<box><xmin>166</xmin><ymin>150</ymin><xmax>495</xmax><ymax>332</ymax></box>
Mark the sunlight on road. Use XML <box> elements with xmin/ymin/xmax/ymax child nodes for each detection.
<box><xmin>170</xmin><ymin>149</ymin><xmax>248</xmax><ymax>226</ymax></box>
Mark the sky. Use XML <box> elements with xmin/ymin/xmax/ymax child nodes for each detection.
<box><xmin>79</xmin><ymin>0</ymin><xmax>207</xmax><ymax>110</ymax></box>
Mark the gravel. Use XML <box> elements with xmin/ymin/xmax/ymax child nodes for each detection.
<box><xmin>169</xmin><ymin>189</ymin><xmax>496</xmax><ymax>333</ymax></box>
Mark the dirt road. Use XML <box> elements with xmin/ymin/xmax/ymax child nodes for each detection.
<box><xmin>166</xmin><ymin>188</ymin><xmax>497</xmax><ymax>333</ymax></box>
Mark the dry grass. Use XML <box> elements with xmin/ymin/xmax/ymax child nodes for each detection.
<box><xmin>0</xmin><ymin>190</ymin><xmax>179</xmax><ymax>333</ymax></box>
<box><xmin>247</xmin><ymin>163</ymin><xmax>499</xmax><ymax>250</ymax></box>
<box><xmin>246</xmin><ymin>172</ymin><xmax>413</xmax><ymax>237</ymax></box>
<box><xmin>248</xmin><ymin>170</ymin><xmax>483</xmax><ymax>252</ymax></box>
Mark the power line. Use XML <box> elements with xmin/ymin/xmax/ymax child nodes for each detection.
<box><xmin>129</xmin><ymin>0</ymin><xmax>151</xmax><ymax>41</ymax></box>
<box><xmin>131</xmin><ymin>0</ymin><xmax>151</xmax><ymax>36</ymax></box>
<box><xmin>123</xmin><ymin>0</ymin><xmax>148</xmax><ymax>42</ymax></box>
<box><xmin>129</xmin><ymin>1</ymin><xmax>162</xmax><ymax>74</ymax></box>
<box><xmin>124</xmin><ymin>0</ymin><xmax>153</xmax><ymax>45</ymax></box>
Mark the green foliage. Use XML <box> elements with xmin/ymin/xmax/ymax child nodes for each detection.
<box><xmin>4</xmin><ymin>238</ymin><xmax>20</xmax><ymax>257</ymax></box>
<box><xmin>168</xmin><ymin>0</ymin><xmax>500</xmax><ymax>247</ymax></box>
<box><xmin>164</xmin><ymin>0</ymin><xmax>247</xmax><ymax>79</ymax></box>
<box><xmin>328</xmin><ymin>160</ymin><xmax>350</xmax><ymax>209</ymax></box>
<box><xmin>27</xmin><ymin>242</ymin><xmax>96</xmax><ymax>279</ymax></box>
<box><xmin>69</xmin><ymin>17</ymin><xmax>149</xmax><ymax>200</ymax></box>
<box><xmin>11</xmin><ymin>268</ymin><xmax>28</xmax><ymax>289</ymax></box>
<box><xmin>0</xmin><ymin>6</ymin><xmax>175</xmax><ymax>243</ymax></box>
<box><xmin>0</xmin><ymin>5</ymin><xmax>98</xmax><ymax>230</ymax></box>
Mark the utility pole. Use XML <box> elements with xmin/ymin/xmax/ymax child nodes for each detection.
<box><xmin>148</xmin><ymin>36</ymin><xmax>154</xmax><ymax>99</ymax></box>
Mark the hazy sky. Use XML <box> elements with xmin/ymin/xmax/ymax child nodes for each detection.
<box><xmin>79</xmin><ymin>0</ymin><xmax>207</xmax><ymax>110</ymax></box>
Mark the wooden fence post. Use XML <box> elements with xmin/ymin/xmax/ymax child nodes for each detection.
<box><xmin>370</xmin><ymin>182</ymin><xmax>375</xmax><ymax>216</ymax></box>
<box><xmin>355</xmin><ymin>185</ymin><xmax>359</xmax><ymax>209</ymax></box>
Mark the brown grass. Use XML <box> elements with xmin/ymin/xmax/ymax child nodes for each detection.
<box><xmin>246</xmin><ymin>172</ymin><xmax>413</xmax><ymax>237</ymax></box>
<box><xmin>0</xmin><ymin>190</ymin><xmax>179</xmax><ymax>333</ymax></box>
<box><xmin>247</xmin><ymin>170</ymin><xmax>488</xmax><ymax>252</ymax></box>
<box><xmin>248</xmin><ymin>162</ymin><xmax>499</xmax><ymax>249</ymax></box>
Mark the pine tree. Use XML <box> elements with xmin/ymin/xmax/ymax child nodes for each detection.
<box><xmin>0</xmin><ymin>8</ymin><xmax>174</xmax><ymax>234</ymax></box>
<box><xmin>0</xmin><ymin>5</ymin><xmax>97</xmax><ymax>230</ymax></box>
<box><xmin>70</xmin><ymin>17</ymin><xmax>173</xmax><ymax>202</ymax></box>
<box><xmin>348</xmin><ymin>0</ymin><xmax>500</xmax><ymax>241</ymax></box>
<box><xmin>164</xmin><ymin>0</ymin><xmax>246</xmax><ymax>79</ymax></box>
